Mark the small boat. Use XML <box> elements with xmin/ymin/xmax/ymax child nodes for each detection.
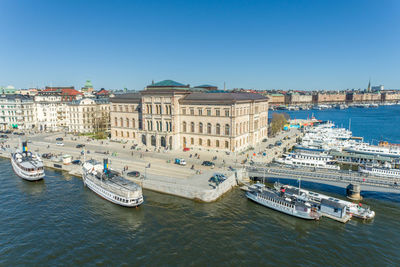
<box><xmin>11</xmin><ymin>141</ymin><xmax>45</xmax><ymax>181</ymax></box>
<box><xmin>82</xmin><ymin>159</ymin><xmax>143</xmax><ymax>207</ymax></box>
<box><xmin>245</xmin><ymin>183</ymin><xmax>321</xmax><ymax>220</ymax></box>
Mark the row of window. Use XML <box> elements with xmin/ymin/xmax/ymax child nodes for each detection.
<box><xmin>182</xmin><ymin>108</ymin><xmax>230</xmax><ymax>117</ymax></box>
<box><xmin>114</xmin><ymin>131</ymin><xmax>136</xmax><ymax>138</ymax></box>
<box><xmin>146</xmin><ymin>120</ymin><xmax>172</xmax><ymax>132</ymax></box>
<box><xmin>112</xmin><ymin>104</ymin><xmax>138</xmax><ymax>113</ymax></box>
<box><xmin>114</xmin><ymin>117</ymin><xmax>136</xmax><ymax>128</ymax></box>
<box><xmin>145</xmin><ymin>104</ymin><xmax>172</xmax><ymax>115</ymax></box>
<box><xmin>182</xmin><ymin>122</ymin><xmax>230</xmax><ymax>135</ymax></box>
<box><xmin>183</xmin><ymin>137</ymin><xmax>229</xmax><ymax>149</ymax></box>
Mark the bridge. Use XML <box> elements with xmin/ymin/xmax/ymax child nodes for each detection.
<box><xmin>246</xmin><ymin>165</ymin><xmax>400</xmax><ymax>194</ymax></box>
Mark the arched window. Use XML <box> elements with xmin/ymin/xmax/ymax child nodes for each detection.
<box><xmin>126</xmin><ymin>118</ymin><xmax>129</xmax><ymax>128</ymax></box>
<box><xmin>216</xmin><ymin>123</ymin><xmax>220</xmax><ymax>135</ymax></box>
<box><xmin>165</xmin><ymin>121</ymin><xmax>169</xmax><ymax>131</ymax></box>
<box><xmin>199</xmin><ymin>123</ymin><xmax>203</xmax><ymax>133</ymax></box>
<box><xmin>114</xmin><ymin>117</ymin><xmax>118</xmax><ymax>127</ymax></box>
<box><xmin>132</xmin><ymin>118</ymin><xmax>135</xmax><ymax>128</ymax></box>
<box><xmin>199</xmin><ymin>138</ymin><xmax>203</xmax><ymax>146</ymax></box>
<box><xmin>120</xmin><ymin>118</ymin><xmax>123</xmax><ymax>127</ymax></box>
<box><xmin>191</xmin><ymin>122</ymin><xmax>195</xmax><ymax>132</ymax></box>
<box><xmin>207</xmin><ymin>139</ymin><xmax>211</xmax><ymax>146</ymax></box>
<box><xmin>183</xmin><ymin>122</ymin><xmax>187</xmax><ymax>132</ymax></box>
<box><xmin>191</xmin><ymin>138</ymin><xmax>194</xmax><ymax>145</ymax></box>
<box><xmin>169</xmin><ymin>122</ymin><xmax>172</xmax><ymax>132</ymax></box>
<box><xmin>159</xmin><ymin>121</ymin><xmax>163</xmax><ymax>131</ymax></box>
<box><xmin>225</xmin><ymin>124</ymin><xmax>230</xmax><ymax>135</ymax></box>
<box><xmin>207</xmin><ymin>123</ymin><xmax>212</xmax><ymax>134</ymax></box>
<box><xmin>216</xmin><ymin>140</ymin><xmax>220</xmax><ymax>147</ymax></box>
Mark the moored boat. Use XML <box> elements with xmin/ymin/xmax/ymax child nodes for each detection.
<box><xmin>82</xmin><ymin>159</ymin><xmax>143</xmax><ymax>207</ymax></box>
<box><xmin>245</xmin><ymin>183</ymin><xmax>321</xmax><ymax>220</ymax></box>
<box><xmin>11</xmin><ymin>141</ymin><xmax>45</xmax><ymax>181</ymax></box>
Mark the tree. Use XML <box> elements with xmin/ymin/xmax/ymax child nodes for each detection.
<box><xmin>269</xmin><ymin>112</ymin><xmax>289</xmax><ymax>136</ymax></box>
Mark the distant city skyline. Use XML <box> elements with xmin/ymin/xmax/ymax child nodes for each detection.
<box><xmin>0</xmin><ymin>0</ymin><xmax>399</xmax><ymax>90</ymax></box>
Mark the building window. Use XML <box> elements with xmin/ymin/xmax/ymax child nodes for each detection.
<box><xmin>183</xmin><ymin>122</ymin><xmax>187</xmax><ymax>132</ymax></box>
<box><xmin>114</xmin><ymin>117</ymin><xmax>118</xmax><ymax>127</ymax></box>
<box><xmin>225</xmin><ymin>109</ymin><xmax>229</xmax><ymax>117</ymax></box>
<box><xmin>182</xmin><ymin>108</ymin><xmax>186</xmax><ymax>115</ymax></box>
<box><xmin>190</xmin><ymin>109</ymin><xmax>194</xmax><ymax>115</ymax></box>
<box><xmin>225</xmin><ymin>124</ymin><xmax>230</xmax><ymax>135</ymax></box>
<box><xmin>120</xmin><ymin>118</ymin><xmax>123</xmax><ymax>127</ymax></box>
<box><xmin>207</xmin><ymin>139</ymin><xmax>211</xmax><ymax>146</ymax></box>
<box><xmin>191</xmin><ymin>122</ymin><xmax>195</xmax><ymax>132</ymax></box>
<box><xmin>225</xmin><ymin>141</ymin><xmax>229</xmax><ymax>148</ymax></box>
<box><xmin>127</xmin><ymin>132</ymin><xmax>130</xmax><ymax>138</ymax></box>
<box><xmin>199</xmin><ymin>123</ymin><xmax>203</xmax><ymax>133</ymax></box>
<box><xmin>206</xmin><ymin>109</ymin><xmax>211</xmax><ymax>116</ymax></box>
<box><xmin>126</xmin><ymin>118</ymin><xmax>129</xmax><ymax>128</ymax></box>
<box><xmin>216</xmin><ymin>123</ymin><xmax>220</xmax><ymax>135</ymax></box>
<box><xmin>198</xmin><ymin>108</ymin><xmax>202</xmax><ymax>116</ymax></box>
<box><xmin>207</xmin><ymin>123</ymin><xmax>211</xmax><ymax>134</ymax></box>
<box><xmin>132</xmin><ymin>118</ymin><xmax>135</xmax><ymax>128</ymax></box>
<box><xmin>216</xmin><ymin>140</ymin><xmax>220</xmax><ymax>147</ymax></box>
<box><xmin>191</xmin><ymin>138</ymin><xmax>194</xmax><ymax>145</ymax></box>
<box><xmin>215</xmin><ymin>109</ymin><xmax>220</xmax><ymax>116</ymax></box>
<box><xmin>199</xmin><ymin>138</ymin><xmax>202</xmax><ymax>145</ymax></box>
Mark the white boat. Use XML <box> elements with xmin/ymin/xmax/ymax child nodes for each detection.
<box><xmin>275</xmin><ymin>151</ymin><xmax>340</xmax><ymax>170</ymax></box>
<box><xmin>82</xmin><ymin>159</ymin><xmax>144</xmax><ymax>207</ymax></box>
<box><xmin>11</xmin><ymin>141</ymin><xmax>45</xmax><ymax>181</ymax></box>
<box><xmin>246</xmin><ymin>183</ymin><xmax>320</xmax><ymax>220</ymax></box>
<box><xmin>275</xmin><ymin>183</ymin><xmax>375</xmax><ymax>220</ymax></box>
<box><xmin>359</xmin><ymin>165</ymin><xmax>400</xmax><ymax>179</ymax></box>
<box><xmin>344</xmin><ymin>143</ymin><xmax>400</xmax><ymax>158</ymax></box>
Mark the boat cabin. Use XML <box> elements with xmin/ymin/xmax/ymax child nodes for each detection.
<box><xmin>320</xmin><ymin>199</ymin><xmax>347</xmax><ymax>219</ymax></box>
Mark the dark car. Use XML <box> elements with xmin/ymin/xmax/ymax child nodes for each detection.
<box><xmin>262</xmin><ymin>138</ymin><xmax>267</xmax><ymax>142</ymax></box>
<box><xmin>42</xmin><ymin>153</ymin><xmax>53</xmax><ymax>159</ymax></box>
<box><xmin>56</xmin><ymin>137</ymin><xmax>64</xmax><ymax>141</ymax></box>
<box><xmin>71</xmin><ymin>160</ymin><xmax>81</xmax><ymax>165</ymax></box>
<box><xmin>127</xmin><ymin>171</ymin><xmax>141</xmax><ymax>177</ymax></box>
<box><xmin>275</xmin><ymin>141</ymin><xmax>282</xmax><ymax>146</ymax></box>
<box><xmin>202</xmin><ymin>161</ymin><xmax>215</xmax><ymax>167</ymax></box>
<box><xmin>0</xmin><ymin>134</ymin><xmax>8</xmax><ymax>139</ymax></box>
<box><xmin>268</xmin><ymin>144</ymin><xmax>274</xmax><ymax>149</ymax></box>
<box><xmin>76</xmin><ymin>144</ymin><xmax>85</xmax><ymax>148</ymax></box>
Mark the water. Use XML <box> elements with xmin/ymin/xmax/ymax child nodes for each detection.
<box><xmin>1</xmin><ymin>106</ymin><xmax>400</xmax><ymax>266</ymax></box>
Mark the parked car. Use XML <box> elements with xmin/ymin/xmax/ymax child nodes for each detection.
<box><xmin>0</xmin><ymin>134</ymin><xmax>8</xmax><ymax>139</ymax></box>
<box><xmin>42</xmin><ymin>153</ymin><xmax>53</xmax><ymax>159</ymax></box>
<box><xmin>183</xmin><ymin>147</ymin><xmax>190</xmax><ymax>152</ymax></box>
<box><xmin>262</xmin><ymin>138</ymin><xmax>267</xmax><ymax>142</ymax></box>
<box><xmin>71</xmin><ymin>160</ymin><xmax>81</xmax><ymax>165</ymax></box>
<box><xmin>56</xmin><ymin>137</ymin><xmax>64</xmax><ymax>141</ymax></box>
<box><xmin>202</xmin><ymin>161</ymin><xmax>215</xmax><ymax>167</ymax></box>
<box><xmin>175</xmin><ymin>158</ymin><xmax>187</xmax><ymax>166</ymax></box>
<box><xmin>127</xmin><ymin>171</ymin><xmax>141</xmax><ymax>177</ymax></box>
<box><xmin>56</xmin><ymin>142</ymin><xmax>64</xmax><ymax>146</ymax></box>
<box><xmin>76</xmin><ymin>144</ymin><xmax>85</xmax><ymax>148</ymax></box>
<box><xmin>275</xmin><ymin>141</ymin><xmax>282</xmax><ymax>146</ymax></box>
<box><xmin>268</xmin><ymin>144</ymin><xmax>274</xmax><ymax>149</ymax></box>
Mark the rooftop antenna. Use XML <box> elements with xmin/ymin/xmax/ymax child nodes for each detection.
<box><xmin>224</xmin><ymin>82</ymin><xmax>226</xmax><ymax>91</ymax></box>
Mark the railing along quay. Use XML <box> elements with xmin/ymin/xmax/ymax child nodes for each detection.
<box><xmin>247</xmin><ymin>165</ymin><xmax>400</xmax><ymax>190</ymax></box>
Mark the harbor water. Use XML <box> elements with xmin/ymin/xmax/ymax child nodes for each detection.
<box><xmin>1</xmin><ymin>106</ymin><xmax>400</xmax><ymax>266</ymax></box>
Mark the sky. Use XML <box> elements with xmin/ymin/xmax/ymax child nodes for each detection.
<box><xmin>0</xmin><ymin>0</ymin><xmax>399</xmax><ymax>91</ymax></box>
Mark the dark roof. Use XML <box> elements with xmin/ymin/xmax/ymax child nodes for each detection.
<box><xmin>321</xmin><ymin>199</ymin><xmax>346</xmax><ymax>209</ymax></box>
<box><xmin>194</xmin><ymin>84</ymin><xmax>217</xmax><ymax>88</ymax></box>
<box><xmin>0</xmin><ymin>94</ymin><xmax>33</xmax><ymax>101</ymax></box>
<box><xmin>110</xmin><ymin>93</ymin><xmax>141</xmax><ymax>103</ymax></box>
<box><xmin>179</xmin><ymin>92</ymin><xmax>268</xmax><ymax>104</ymax></box>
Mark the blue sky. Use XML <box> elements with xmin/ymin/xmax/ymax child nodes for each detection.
<box><xmin>0</xmin><ymin>0</ymin><xmax>399</xmax><ymax>90</ymax></box>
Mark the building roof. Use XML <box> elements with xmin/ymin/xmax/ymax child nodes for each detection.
<box><xmin>321</xmin><ymin>199</ymin><xmax>346</xmax><ymax>209</ymax></box>
<box><xmin>0</xmin><ymin>94</ymin><xmax>33</xmax><ymax>101</ymax></box>
<box><xmin>110</xmin><ymin>93</ymin><xmax>141</xmax><ymax>103</ymax></box>
<box><xmin>194</xmin><ymin>84</ymin><xmax>217</xmax><ymax>88</ymax></box>
<box><xmin>150</xmin><ymin>80</ymin><xmax>186</xmax><ymax>87</ymax></box>
<box><xmin>95</xmin><ymin>88</ymin><xmax>109</xmax><ymax>95</ymax></box>
<box><xmin>179</xmin><ymin>92</ymin><xmax>268</xmax><ymax>104</ymax></box>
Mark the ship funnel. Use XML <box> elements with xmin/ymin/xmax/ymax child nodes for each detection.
<box><xmin>22</xmin><ymin>141</ymin><xmax>28</xmax><ymax>152</ymax></box>
<box><xmin>103</xmin><ymin>158</ymin><xmax>109</xmax><ymax>174</ymax></box>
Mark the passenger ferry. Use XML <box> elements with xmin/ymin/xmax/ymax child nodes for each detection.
<box><xmin>344</xmin><ymin>143</ymin><xmax>400</xmax><ymax>158</ymax></box>
<box><xmin>275</xmin><ymin>152</ymin><xmax>340</xmax><ymax>170</ymax></box>
<box><xmin>359</xmin><ymin>165</ymin><xmax>400</xmax><ymax>179</ymax></box>
<box><xmin>82</xmin><ymin>159</ymin><xmax>143</xmax><ymax>207</ymax></box>
<box><xmin>11</xmin><ymin>141</ymin><xmax>45</xmax><ymax>181</ymax></box>
<box><xmin>245</xmin><ymin>183</ymin><xmax>321</xmax><ymax>220</ymax></box>
<box><xmin>275</xmin><ymin>183</ymin><xmax>375</xmax><ymax>220</ymax></box>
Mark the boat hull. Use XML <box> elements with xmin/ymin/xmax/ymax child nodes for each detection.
<box><xmin>83</xmin><ymin>174</ymin><xmax>143</xmax><ymax>207</ymax></box>
<box><xmin>246</xmin><ymin>192</ymin><xmax>319</xmax><ymax>220</ymax></box>
<box><xmin>11</xmin><ymin>155</ymin><xmax>45</xmax><ymax>181</ymax></box>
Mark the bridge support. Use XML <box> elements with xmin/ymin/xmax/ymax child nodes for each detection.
<box><xmin>346</xmin><ymin>183</ymin><xmax>363</xmax><ymax>201</ymax></box>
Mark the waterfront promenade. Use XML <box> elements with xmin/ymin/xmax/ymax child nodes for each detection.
<box><xmin>0</xmin><ymin>128</ymin><xmax>301</xmax><ymax>202</ymax></box>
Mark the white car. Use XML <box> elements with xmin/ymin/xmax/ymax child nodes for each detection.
<box><xmin>56</xmin><ymin>142</ymin><xmax>64</xmax><ymax>146</ymax></box>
